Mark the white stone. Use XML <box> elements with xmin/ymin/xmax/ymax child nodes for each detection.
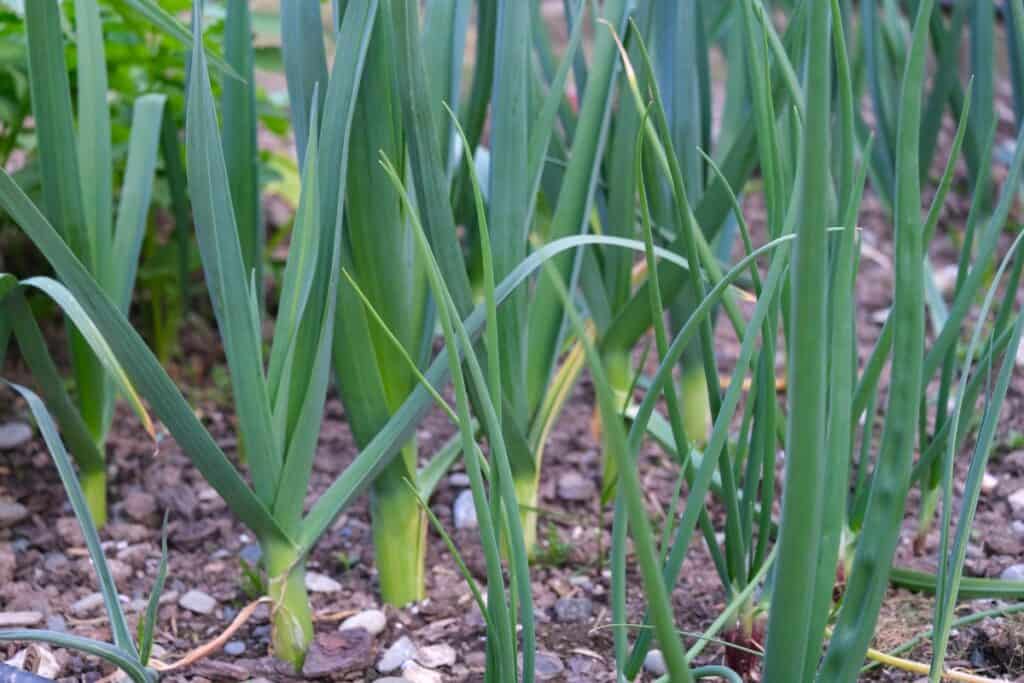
<box><xmin>1000</xmin><ymin>564</ymin><xmax>1024</xmax><ymax>582</ymax></box>
<box><xmin>0</xmin><ymin>612</ymin><xmax>43</xmax><ymax>628</ymax></box>
<box><xmin>377</xmin><ymin>635</ymin><xmax>417</xmax><ymax>673</ymax></box>
<box><xmin>402</xmin><ymin>661</ymin><xmax>442</xmax><ymax>683</ymax></box>
<box><xmin>339</xmin><ymin>608</ymin><xmax>387</xmax><ymax>636</ymax></box>
<box><xmin>644</xmin><ymin>649</ymin><xmax>667</xmax><ymax>676</ymax></box>
<box><xmin>981</xmin><ymin>472</ymin><xmax>999</xmax><ymax>495</ymax></box>
<box><xmin>448</xmin><ymin>473</ymin><xmax>471</xmax><ymax>487</ymax></box>
<box><xmin>178</xmin><ymin>589</ymin><xmax>217</xmax><ymax>615</ymax></box>
<box><xmin>0</xmin><ymin>422</ymin><xmax>32</xmax><ymax>450</ymax></box>
<box><xmin>70</xmin><ymin>592</ymin><xmax>106</xmax><ymax>616</ymax></box>
<box><xmin>1009</xmin><ymin>488</ymin><xmax>1024</xmax><ymax>519</ymax></box>
<box><xmin>453</xmin><ymin>490</ymin><xmax>477</xmax><ymax>530</ymax></box>
<box><xmin>304</xmin><ymin>571</ymin><xmax>342</xmax><ymax>593</ymax></box>
<box><xmin>416</xmin><ymin>643</ymin><xmax>456</xmax><ymax>668</ymax></box>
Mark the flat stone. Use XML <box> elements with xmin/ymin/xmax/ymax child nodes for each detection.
<box><xmin>377</xmin><ymin>635</ymin><xmax>417</xmax><ymax>673</ymax></box>
<box><xmin>557</xmin><ymin>471</ymin><xmax>596</xmax><ymax>502</ymax></box>
<box><xmin>339</xmin><ymin>608</ymin><xmax>386</xmax><ymax>636</ymax></box>
<box><xmin>416</xmin><ymin>643</ymin><xmax>456</xmax><ymax>668</ymax></box>
<box><xmin>453</xmin><ymin>490</ymin><xmax>477</xmax><ymax>530</ymax></box>
<box><xmin>1000</xmin><ymin>564</ymin><xmax>1024</xmax><ymax>582</ymax></box>
<box><xmin>302</xmin><ymin>630</ymin><xmax>373</xmax><ymax>678</ymax></box>
<box><xmin>981</xmin><ymin>472</ymin><xmax>999</xmax><ymax>495</ymax></box>
<box><xmin>553</xmin><ymin>596</ymin><xmax>593</xmax><ymax>623</ymax></box>
<box><xmin>0</xmin><ymin>422</ymin><xmax>32</xmax><ymax>450</ymax></box>
<box><xmin>224</xmin><ymin>641</ymin><xmax>245</xmax><ymax>656</ymax></box>
<box><xmin>1008</xmin><ymin>488</ymin><xmax>1024</xmax><ymax>519</ymax></box>
<box><xmin>0</xmin><ymin>501</ymin><xmax>28</xmax><ymax>528</ymax></box>
<box><xmin>304</xmin><ymin>571</ymin><xmax>342</xmax><ymax>593</ymax></box>
<box><xmin>0</xmin><ymin>611</ymin><xmax>43</xmax><ymax>627</ymax></box>
<box><xmin>178</xmin><ymin>589</ymin><xmax>217</xmax><ymax>615</ymax></box>
<box><xmin>448</xmin><ymin>473</ymin><xmax>471</xmax><ymax>487</ymax></box>
<box><xmin>122</xmin><ymin>491</ymin><xmax>158</xmax><ymax>525</ymax></box>
<box><xmin>644</xmin><ymin>649</ymin><xmax>667</xmax><ymax>676</ymax></box>
<box><xmin>402</xmin><ymin>661</ymin><xmax>442</xmax><ymax>683</ymax></box>
<box><xmin>1013</xmin><ymin>520</ymin><xmax>1024</xmax><ymax>539</ymax></box>
<box><xmin>535</xmin><ymin>651</ymin><xmax>564</xmax><ymax>680</ymax></box>
<box><xmin>70</xmin><ymin>592</ymin><xmax>106</xmax><ymax>616</ymax></box>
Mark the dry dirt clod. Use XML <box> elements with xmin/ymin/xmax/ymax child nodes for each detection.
<box><xmin>301</xmin><ymin>629</ymin><xmax>374</xmax><ymax>679</ymax></box>
<box><xmin>416</xmin><ymin>643</ymin><xmax>456</xmax><ymax>668</ymax></box>
<box><xmin>557</xmin><ymin>471</ymin><xmax>596</xmax><ymax>502</ymax></box>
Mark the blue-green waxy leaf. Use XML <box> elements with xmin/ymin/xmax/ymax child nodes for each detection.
<box><xmin>185</xmin><ymin>2</ymin><xmax>279</xmax><ymax>506</ymax></box>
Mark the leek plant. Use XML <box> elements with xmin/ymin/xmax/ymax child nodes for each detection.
<box><xmin>0</xmin><ymin>0</ymin><xmax>377</xmax><ymax>666</ymax></box>
<box><xmin>21</xmin><ymin>0</ymin><xmax>166</xmax><ymax>524</ymax></box>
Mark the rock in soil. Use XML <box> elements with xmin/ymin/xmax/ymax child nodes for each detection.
<box><xmin>453</xmin><ymin>489</ymin><xmax>477</xmax><ymax>530</ymax></box>
<box><xmin>1000</xmin><ymin>564</ymin><xmax>1024</xmax><ymax>581</ymax></box>
<box><xmin>224</xmin><ymin>641</ymin><xmax>245</xmax><ymax>656</ymax></box>
<box><xmin>377</xmin><ymin>635</ymin><xmax>417</xmax><ymax>673</ymax></box>
<box><xmin>402</xmin><ymin>660</ymin><xmax>443</xmax><ymax>683</ymax></box>
<box><xmin>0</xmin><ymin>422</ymin><xmax>32</xmax><ymax>450</ymax></box>
<box><xmin>5</xmin><ymin>644</ymin><xmax>60</xmax><ymax>678</ymax></box>
<box><xmin>301</xmin><ymin>630</ymin><xmax>373</xmax><ymax>678</ymax></box>
<box><xmin>416</xmin><ymin>643</ymin><xmax>456</xmax><ymax>668</ymax></box>
<box><xmin>339</xmin><ymin>608</ymin><xmax>386</xmax><ymax>636</ymax></box>
<box><xmin>122</xmin><ymin>491</ymin><xmax>158</xmax><ymax>525</ymax></box>
<box><xmin>557</xmin><ymin>471</ymin><xmax>596</xmax><ymax>502</ymax></box>
<box><xmin>304</xmin><ymin>571</ymin><xmax>342</xmax><ymax>593</ymax></box>
<box><xmin>0</xmin><ymin>501</ymin><xmax>28</xmax><ymax>528</ymax></box>
<box><xmin>981</xmin><ymin>472</ymin><xmax>999</xmax><ymax>494</ymax></box>
<box><xmin>644</xmin><ymin>649</ymin><xmax>667</xmax><ymax>676</ymax></box>
<box><xmin>553</xmin><ymin>596</ymin><xmax>593</xmax><ymax>623</ymax></box>
<box><xmin>0</xmin><ymin>612</ymin><xmax>43</xmax><ymax>627</ymax></box>
<box><xmin>1009</xmin><ymin>488</ymin><xmax>1024</xmax><ymax>519</ymax></box>
<box><xmin>448</xmin><ymin>472</ymin><xmax>471</xmax><ymax>487</ymax></box>
<box><xmin>178</xmin><ymin>589</ymin><xmax>217</xmax><ymax>615</ymax></box>
<box><xmin>70</xmin><ymin>592</ymin><xmax>106</xmax><ymax>616</ymax></box>
<box><xmin>535</xmin><ymin>651</ymin><xmax>565</xmax><ymax>680</ymax></box>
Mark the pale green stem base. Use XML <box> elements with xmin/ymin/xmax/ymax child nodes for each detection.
<box><xmin>371</xmin><ymin>441</ymin><xmax>425</xmax><ymax>606</ymax></box>
<box><xmin>915</xmin><ymin>483</ymin><xmax>940</xmax><ymax>549</ymax></box>
<box><xmin>80</xmin><ymin>466</ymin><xmax>107</xmax><ymax>528</ymax></box>
<box><xmin>264</xmin><ymin>541</ymin><xmax>314</xmax><ymax>670</ymax></box>
<box><xmin>600</xmin><ymin>350</ymin><xmax>633</xmax><ymax>500</ymax></box>
<box><xmin>514</xmin><ymin>464</ymin><xmax>541</xmax><ymax>559</ymax></box>
<box><xmin>679</xmin><ymin>364</ymin><xmax>711</xmax><ymax>448</ymax></box>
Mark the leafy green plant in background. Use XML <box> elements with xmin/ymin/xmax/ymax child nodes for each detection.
<box><xmin>21</xmin><ymin>0</ymin><xmax>165</xmax><ymax>524</ymax></box>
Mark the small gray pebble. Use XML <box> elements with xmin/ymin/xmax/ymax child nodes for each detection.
<box><xmin>224</xmin><ymin>641</ymin><xmax>245</xmax><ymax>656</ymax></box>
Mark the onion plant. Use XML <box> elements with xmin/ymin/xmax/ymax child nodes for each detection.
<box><xmin>20</xmin><ymin>0</ymin><xmax>166</xmax><ymax>524</ymax></box>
